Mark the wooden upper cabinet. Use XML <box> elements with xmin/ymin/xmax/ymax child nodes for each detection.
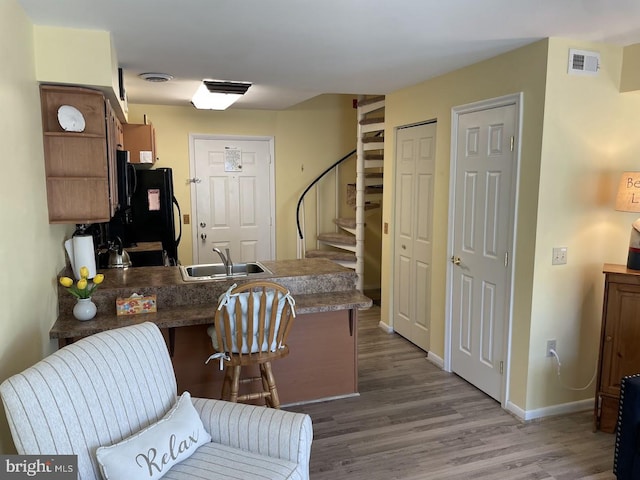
<box><xmin>122</xmin><ymin>123</ymin><xmax>157</xmax><ymax>164</ymax></box>
<box><xmin>40</xmin><ymin>85</ymin><xmax>119</xmax><ymax>224</ymax></box>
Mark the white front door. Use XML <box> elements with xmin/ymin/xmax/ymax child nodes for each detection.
<box><xmin>393</xmin><ymin>122</ymin><xmax>436</xmax><ymax>351</ymax></box>
<box><xmin>190</xmin><ymin>136</ymin><xmax>275</xmax><ymax>264</ymax></box>
<box><xmin>449</xmin><ymin>100</ymin><xmax>518</xmax><ymax>401</ymax></box>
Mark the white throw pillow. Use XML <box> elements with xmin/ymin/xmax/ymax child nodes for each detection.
<box><xmin>96</xmin><ymin>391</ymin><xmax>211</xmax><ymax>480</ymax></box>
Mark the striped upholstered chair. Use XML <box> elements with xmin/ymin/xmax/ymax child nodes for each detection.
<box><xmin>0</xmin><ymin>322</ymin><xmax>312</xmax><ymax>480</ymax></box>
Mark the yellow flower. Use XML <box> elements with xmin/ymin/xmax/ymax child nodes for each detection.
<box><xmin>59</xmin><ymin>270</ymin><xmax>105</xmax><ymax>299</ymax></box>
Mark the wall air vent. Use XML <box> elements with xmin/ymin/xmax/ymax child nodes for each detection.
<box><xmin>204</xmin><ymin>80</ymin><xmax>252</xmax><ymax>94</ymax></box>
<box><xmin>568</xmin><ymin>49</ymin><xmax>600</xmax><ymax>76</ymax></box>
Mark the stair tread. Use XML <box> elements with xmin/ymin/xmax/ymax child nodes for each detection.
<box><xmin>318</xmin><ymin>232</ymin><xmax>356</xmax><ymax>245</ymax></box>
<box><xmin>358</xmin><ymin>95</ymin><xmax>385</xmax><ymax>107</ymax></box>
<box><xmin>364</xmin><ymin>153</ymin><xmax>384</xmax><ymax>160</ymax></box>
<box><xmin>335</xmin><ymin>217</ymin><xmax>356</xmax><ymax>229</ymax></box>
<box><xmin>306</xmin><ymin>249</ymin><xmax>356</xmax><ymax>261</ymax></box>
<box><xmin>347</xmin><ymin>183</ymin><xmax>383</xmax><ymax>193</ymax></box>
<box><xmin>362</xmin><ymin>136</ymin><xmax>384</xmax><ymax>143</ymax></box>
<box><xmin>359</xmin><ymin>117</ymin><xmax>385</xmax><ymax>125</ymax></box>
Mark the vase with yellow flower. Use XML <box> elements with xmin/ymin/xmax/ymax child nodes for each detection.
<box><xmin>59</xmin><ymin>266</ymin><xmax>105</xmax><ymax>321</ymax></box>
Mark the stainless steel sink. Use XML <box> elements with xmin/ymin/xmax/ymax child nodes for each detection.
<box><xmin>179</xmin><ymin>262</ymin><xmax>271</xmax><ymax>281</ymax></box>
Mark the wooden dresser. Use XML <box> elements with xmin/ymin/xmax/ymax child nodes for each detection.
<box><xmin>595</xmin><ymin>264</ymin><xmax>640</xmax><ymax>432</ymax></box>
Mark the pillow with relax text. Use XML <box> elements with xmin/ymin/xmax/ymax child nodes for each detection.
<box><xmin>96</xmin><ymin>391</ymin><xmax>211</xmax><ymax>480</ymax></box>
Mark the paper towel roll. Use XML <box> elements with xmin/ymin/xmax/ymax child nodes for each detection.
<box><xmin>70</xmin><ymin>235</ymin><xmax>96</xmax><ymax>280</ymax></box>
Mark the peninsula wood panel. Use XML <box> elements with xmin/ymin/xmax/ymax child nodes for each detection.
<box><xmin>167</xmin><ymin>309</ymin><xmax>358</xmax><ymax>405</ymax></box>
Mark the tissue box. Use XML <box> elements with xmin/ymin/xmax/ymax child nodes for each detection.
<box><xmin>116</xmin><ymin>294</ymin><xmax>157</xmax><ymax>316</ymax></box>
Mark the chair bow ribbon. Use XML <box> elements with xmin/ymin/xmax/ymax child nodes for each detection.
<box><xmin>205</xmin><ymin>352</ymin><xmax>230</xmax><ymax>370</ymax></box>
<box><xmin>217</xmin><ymin>283</ymin><xmax>238</xmax><ymax>310</ymax></box>
<box><xmin>284</xmin><ymin>290</ymin><xmax>296</xmax><ymax>317</ymax></box>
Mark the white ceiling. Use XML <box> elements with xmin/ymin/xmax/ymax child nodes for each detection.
<box><xmin>16</xmin><ymin>0</ymin><xmax>640</xmax><ymax>110</ymax></box>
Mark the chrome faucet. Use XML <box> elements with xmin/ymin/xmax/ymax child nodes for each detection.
<box><xmin>213</xmin><ymin>247</ymin><xmax>233</xmax><ymax>275</ymax></box>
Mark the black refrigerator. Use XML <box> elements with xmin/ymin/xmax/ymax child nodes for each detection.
<box><xmin>129</xmin><ymin>167</ymin><xmax>181</xmax><ymax>265</ymax></box>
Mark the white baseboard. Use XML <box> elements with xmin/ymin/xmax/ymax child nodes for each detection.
<box><xmin>506</xmin><ymin>398</ymin><xmax>593</xmax><ymax>421</ymax></box>
<box><xmin>426</xmin><ymin>351</ymin><xmax>444</xmax><ymax>369</ymax></box>
<box><xmin>377</xmin><ymin>321</ymin><xmax>393</xmax><ymax>333</ymax></box>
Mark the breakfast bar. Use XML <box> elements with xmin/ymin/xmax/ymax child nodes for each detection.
<box><xmin>51</xmin><ymin>258</ymin><xmax>372</xmax><ymax>405</ymax></box>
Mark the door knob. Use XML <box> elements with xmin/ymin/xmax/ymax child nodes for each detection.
<box><xmin>451</xmin><ymin>255</ymin><xmax>461</xmax><ymax>266</ymax></box>
<box><xmin>200</xmin><ymin>222</ymin><xmax>206</xmax><ymax>228</ymax></box>
<box><xmin>189</xmin><ymin>177</ymin><xmax>202</xmax><ymax>184</ymax></box>
<box><xmin>200</xmin><ymin>233</ymin><xmax>207</xmax><ymax>240</ymax></box>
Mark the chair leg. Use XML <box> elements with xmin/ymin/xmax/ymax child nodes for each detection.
<box><xmin>229</xmin><ymin>365</ymin><xmax>241</xmax><ymax>403</ymax></box>
<box><xmin>262</xmin><ymin>362</ymin><xmax>280</xmax><ymax>409</ymax></box>
<box><xmin>221</xmin><ymin>367</ymin><xmax>233</xmax><ymax>401</ymax></box>
<box><xmin>259</xmin><ymin>364</ymin><xmax>273</xmax><ymax>408</ymax></box>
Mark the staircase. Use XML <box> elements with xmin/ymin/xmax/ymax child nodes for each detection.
<box><xmin>298</xmin><ymin>96</ymin><xmax>385</xmax><ymax>291</ymax></box>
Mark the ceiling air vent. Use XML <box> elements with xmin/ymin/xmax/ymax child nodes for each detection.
<box><xmin>568</xmin><ymin>49</ymin><xmax>600</xmax><ymax>76</ymax></box>
<box><xmin>138</xmin><ymin>72</ymin><xmax>174</xmax><ymax>82</ymax></box>
<box><xmin>204</xmin><ymin>80</ymin><xmax>252</xmax><ymax>94</ymax></box>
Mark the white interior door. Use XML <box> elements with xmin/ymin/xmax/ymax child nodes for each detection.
<box><xmin>393</xmin><ymin>122</ymin><xmax>436</xmax><ymax>351</ymax></box>
<box><xmin>191</xmin><ymin>136</ymin><xmax>274</xmax><ymax>264</ymax></box>
<box><xmin>449</xmin><ymin>101</ymin><xmax>517</xmax><ymax>401</ymax></box>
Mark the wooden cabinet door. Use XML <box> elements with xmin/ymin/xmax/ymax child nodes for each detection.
<box><xmin>123</xmin><ymin>123</ymin><xmax>156</xmax><ymax>164</ymax></box>
<box><xmin>600</xmin><ymin>281</ymin><xmax>640</xmax><ymax>396</ymax></box>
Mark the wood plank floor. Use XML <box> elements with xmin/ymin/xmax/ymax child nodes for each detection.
<box><xmin>287</xmin><ymin>306</ymin><xmax>616</xmax><ymax>480</ymax></box>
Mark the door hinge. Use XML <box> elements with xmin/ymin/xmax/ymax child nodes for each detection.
<box><xmin>499</xmin><ymin>361</ymin><xmax>504</xmax><ymax>374</ymax></box>
<box><xmin>510</xmin><ymin>136</ymin><xmax>514</xmax><ymax>152</ymax></box>
<box><xmin>504</xmin><ymin>251</ymin><xmax>509</xmax><ymax>268</ymax></box>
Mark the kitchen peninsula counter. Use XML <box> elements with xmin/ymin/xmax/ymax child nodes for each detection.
<box><xmin>51</xmin><ymin>258</ymin><xmax>371</xmax><ymax>404</ymax></box>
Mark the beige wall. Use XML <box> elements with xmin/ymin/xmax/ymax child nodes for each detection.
<box><xmin>34</xmin><ymin>26</ymin><xmax>127</xmax><ymax>121</ymax></box>
<box><xmin>527</xmin><ymin>38</ymin><xmax>640</xmax><ymax>410</ymax></box>
<box><xmin>127</xmin><ymin>94</ymin><xmax>357</xmax><ymax>264</ymax></box>
<box><xmin>383</xmin><ymin>40</ymin><xmax>548</xmax><ymax>410</ymax></box>
<box><xmin>0</xmin><ymin>0</ymin><xmax>72</xmax><ymax>453</ymax></box>
<box><xmin>620</xmin><ymin>43</ymin><xmax>640</xmax><ymax>92</ymax></box>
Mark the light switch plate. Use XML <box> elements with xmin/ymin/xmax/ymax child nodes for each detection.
<box><xmin>552</xmin><ymin>247</ymin><xmax>567</xmax><ymax>265</ymax></box>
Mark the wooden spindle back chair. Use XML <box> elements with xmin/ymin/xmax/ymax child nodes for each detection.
<box><xmin>206</xmin><ymin>281</ymin><xmax>296</xmax><ymax>408</ymax></box>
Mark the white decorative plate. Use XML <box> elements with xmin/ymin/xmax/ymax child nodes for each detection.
<box><xmin>57</xmin><ymin>105</ymin><xmax>86</xmax><ymax>132</ymax></box>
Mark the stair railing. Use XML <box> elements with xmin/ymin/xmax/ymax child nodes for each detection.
<box><xmin>296</xmin><ymin>149</ymin><xmax>356</xmax><ymax>257</ymax></box>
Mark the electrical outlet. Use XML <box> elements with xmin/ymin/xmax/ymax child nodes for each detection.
<box><xmin>546</xmin><ymin>339</ymin><xmax>557</xmax><ymax>357</ymax></box>
<box><xmin>552</xmin><ymin>247</ymin><xmax>567</xmax><ymax>265</ymax></box>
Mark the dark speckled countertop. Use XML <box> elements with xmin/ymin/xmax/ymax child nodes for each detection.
<box><xmin>51</xmin><ymin>258</ymin><xmax>372</xmax><ymax>340</ymax></box>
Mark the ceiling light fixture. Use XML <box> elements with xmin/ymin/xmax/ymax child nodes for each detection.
<box><xmin>138</xmin><ymin>72</ymin><xmax>174</xmax><ymax>82</ymax></box>
<box><xmin>191</xmin><ymin>80</ymin><xmax>252</xmax><ymax>110</ymax></box>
